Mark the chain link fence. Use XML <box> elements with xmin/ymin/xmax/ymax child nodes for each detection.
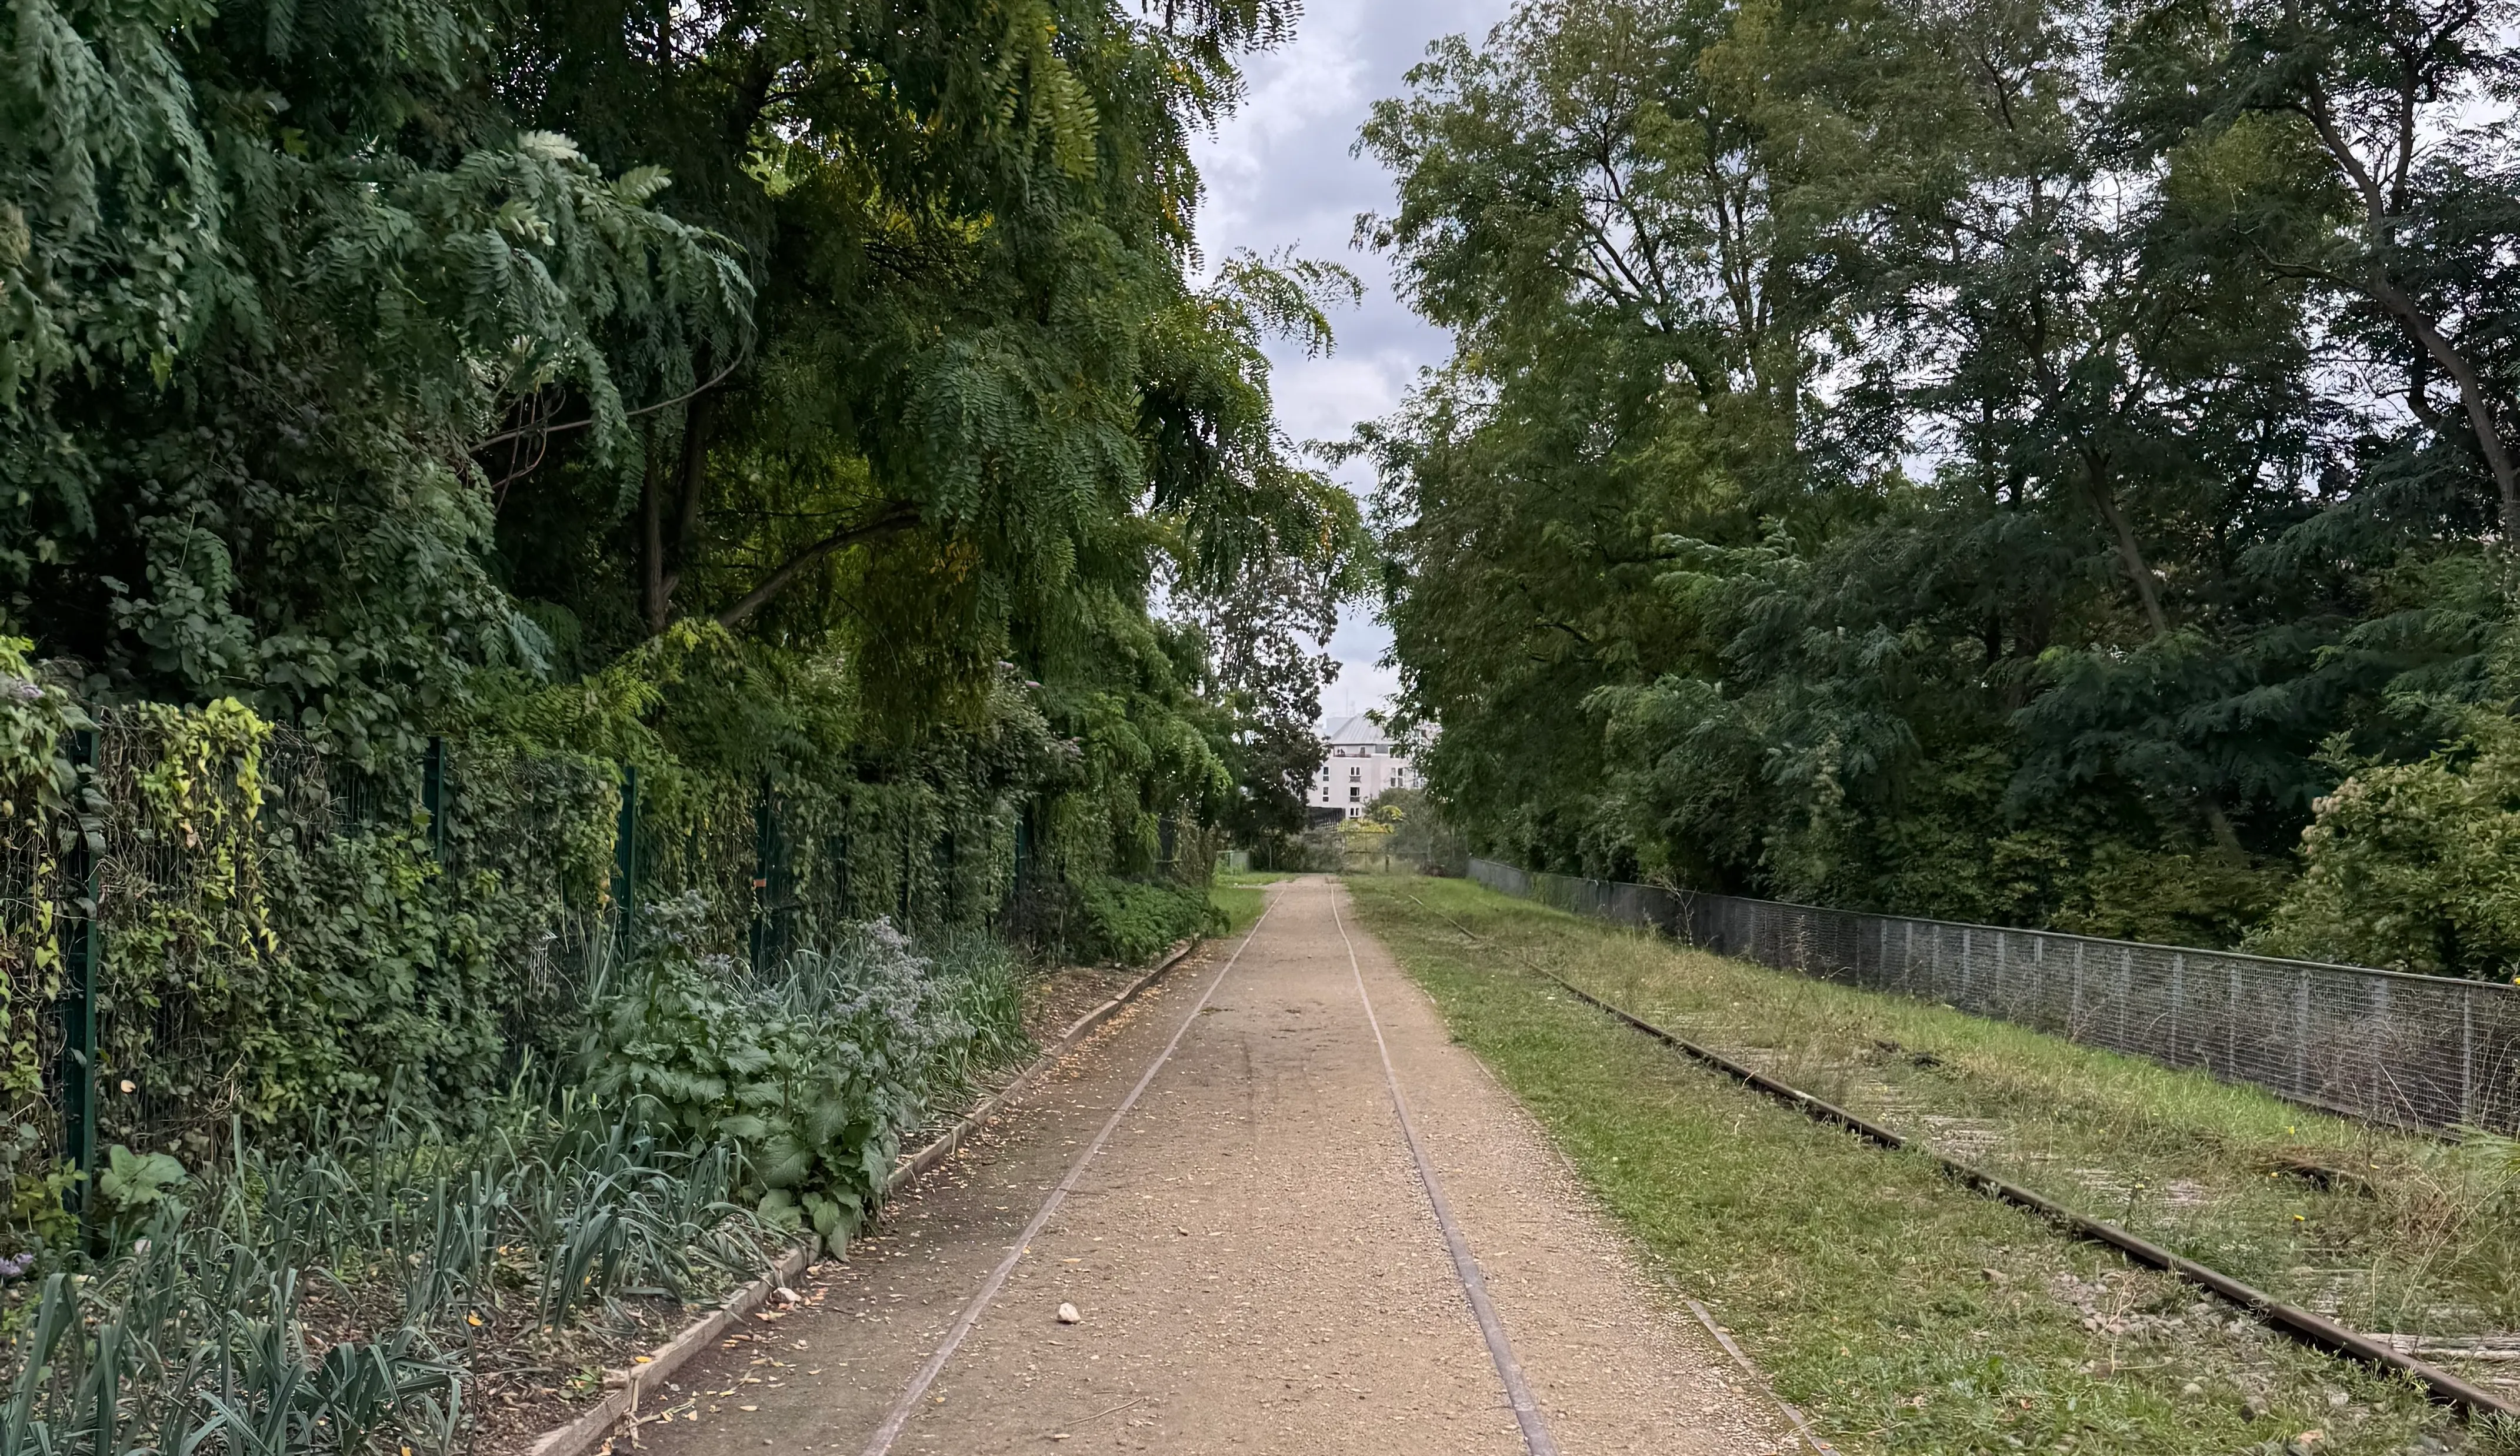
<box><xmin>1467</xmin><ymin>859</ymin><xmax>2520</xmax><ymax>1136</ymax></box>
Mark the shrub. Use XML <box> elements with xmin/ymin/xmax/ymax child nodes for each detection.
<box><xmin>1070</xmin><ymin>875</ymin><xmax>1218</xmax><ymax>966</ymax></box>
<box><xmin>2251</xmin><ymin>712</ymin><xmax>2520</xmax><ymax>979</ymax></box>
<box><xmin>581</xmin><ymin>896</ymin><xmax>1018</xmax><ymax>1253</ymax></box>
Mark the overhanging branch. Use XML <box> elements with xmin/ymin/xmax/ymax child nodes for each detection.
<box><xmin>714</xmin><ymin>504</ymin><xmax>925</xmax><ymax>627</ymax></box>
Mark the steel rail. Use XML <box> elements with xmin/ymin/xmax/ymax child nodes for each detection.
<box><xmin>1331</xmin><ymin>894</ymin><xmax>1561</xmax><ymax>1456</ymax></box>
<box><xmin>1411</xmin><ymin>897</ymin><xmax>2520</xmax><ymax>1420</ymax></box>
<box><xmin>857</xmin><ymin>894</ymin><xmax>1282</xmax><ymax>1456</ymax></box>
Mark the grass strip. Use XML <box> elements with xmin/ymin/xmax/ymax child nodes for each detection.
<box><xmin>1210</xmin><ymin>870</ymin><xmax>1297</xmax><ymax>934</ymax></box>
<box><xmin>1346</xmin><ymin>876</ymin><xmax>2496</xmax><ymax>1456</ymax></box>
<box><xmin>1369</xmin><ymin>880</ymin><xmax>2520</xmax><ymax>1341</ymax></box>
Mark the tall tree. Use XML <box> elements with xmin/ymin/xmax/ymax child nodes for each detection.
<box><xmin>1362</xmin><ymin>0</ymin><xmax>2515</xmax><ymax>949</ymax></box>
<box><xmin>4</xmin><ymin>0</ymin><xmax>746</xmax><ymax>757</ymax></box>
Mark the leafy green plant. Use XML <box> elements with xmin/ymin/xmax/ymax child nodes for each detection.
<box><xmin>583</xmin><ymin>895</ymin><xmax>1014</xmax><ymax>1253</ymax></box>
<box><xmin>1068</xmin><ymin>875</ymin><xmax>1219</xmax><ymax>966</ymax></box>
<box><xmin>2251</xmin><ymin>712</ymin><xmax>2520</xmax><ymax>979</ymax></box>
<box><xmin>93</xmin><ymin>1146</ymin><xmax>184</xmax><ymax>1215</ymax></box>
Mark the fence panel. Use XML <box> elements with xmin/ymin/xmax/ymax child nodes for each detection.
<box><xmin>1466</xmin><ymin>859</ymin><xmax>2520</xmax><ymax>1136</ymax></box>
<box><xmin>1</xmin><ymin>708</ymin><xmax>1055</xmax><ymax>1200</ymax></box>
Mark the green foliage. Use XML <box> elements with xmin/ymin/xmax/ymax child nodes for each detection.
<box><xmin>582</xmin><ymin>896</ymin><xmax>1018</xmax><ymax>1254</ymax></box>
<box><xmin>4</xmin><ymin>0</ymin><xmax>1352</xmax><ymax>938</ymax></box>
<box><xmin>14</xmin><ymin>679</ymin><xmax>1043</xmax><ymax>1187</ymax></box>
<box><xmin>0</xmin><ymin>640</ymin><xmax>89</xmax><ymax>1140</ymax></box>
<box><xmin>1068</xmin><ymin>876</ymin><xmax>1219</xmax><ymax>967</ymax></box>
<box><xmin>0</xmin><ymin>2</ymin><xmax>1329</xmax><ymax>1430</ymax></box>
<box><xmin>4</xmin><ymin>0</ymin><xmax>750</xmax><ymax>761</ymax></box>
<box><xmin>92</xmin><ymin>1146</ymin><xmax>184</xmax><ymax>1218</ymax></box>
<box><xmin>1362</xmin><ymin>0</ymin><xmax>2520</xmax><ymax>956</ymax></box>
<box><xmin>1353</xmin><ymin>788</ymin><xmax>1469</xmax><ymax>874</ymax></box>
<box><xmin>2252</xmin><ymin>714</ymin><xmax>2520</xmax><ymax>977</ymax></box>
<box><xmin>75</xmin><ymin>703</ymin><xmax>609</xmax><ymax>1154</ymax></box>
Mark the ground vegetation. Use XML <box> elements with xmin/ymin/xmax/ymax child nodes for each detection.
<box><xmin>0</xmin><ymin>0</ymin><xmax>1345</xmax><ymax>1442</ymax></box>
<box><xmin>1353</xmin><ymin>877</ymin><xmax>2515</xmax><ymax>1454</ymax></box>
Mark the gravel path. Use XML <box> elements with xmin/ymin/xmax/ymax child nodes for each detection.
<box><xmin>627</xmin><ymin>877</ymin><xmax>1794</xmax><ymax>1455</ymax></box>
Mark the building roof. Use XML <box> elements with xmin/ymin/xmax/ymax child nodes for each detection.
<box><xmin>1320</xmin><ymin>713</ymin><xmax>1386</xmax><ymax>747</ymax></box>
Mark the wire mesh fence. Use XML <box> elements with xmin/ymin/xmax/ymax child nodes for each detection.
<box><xmin>1467</xmin><ymin>858</ymin><xmax>2520</xmax><ymax>1136</ymax></box>
<box><xmin>0</xmin><ymin>707</ymin><xmax>1089</xmax><ymax>1198</ymax></box>
<box><xmin>0</xmin><ymin>685</ymin><xmax>1232</xmax><ymax>1221</ymax></box>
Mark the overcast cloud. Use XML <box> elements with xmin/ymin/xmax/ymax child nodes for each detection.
<box><xmin>1186</xmin><ymin>0</ymin><xmax>1511</xmax><ymax>727</ymax></box>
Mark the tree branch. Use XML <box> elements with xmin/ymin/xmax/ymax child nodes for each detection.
<box><xmin>714</xmin><ymin>504</ymin><xmax>924</xmax><ymax>628</ymax></box>
<box><xmin>476</xmin><ymin>354</ymin><xmax>747</xmax><ymax>453</ymax></box>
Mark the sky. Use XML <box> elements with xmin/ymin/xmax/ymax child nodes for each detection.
<box><xmin>1186</xmin><ymin>0</ymin><xmax>1514</xmax><ymax>727</ymax></box>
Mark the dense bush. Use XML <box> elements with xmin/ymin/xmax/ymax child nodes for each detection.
<box><xmin>581</xmin><ymin>896</ymin><xmax>1020</xmax><ymax>1254</ymax></box>
<box><xmin>1067</xmin><ymin>876</ymin><xmax>1221</xmax><ymax>967</ymax></box>
<box><xmin>2252</xmin><ymin>713</ymin><xmax>2520</xmax><ymax>978</ymax></box>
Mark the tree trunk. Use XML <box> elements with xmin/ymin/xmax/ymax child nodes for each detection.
<box><xmin>2085</xmin><ymin>462</ymin><xmax>2170</xmax><ymax>638</ymax></box>
<box><xmin>715</xmin><ymin>506</ymin><xmax>923</xmax><ymax>629</ymax></box>
<box><xmin>638</xmin><ymin>401</ymin><xmax>714</xmax><ymax>636</ymax></box>
<box><xmin>2086</xmin><ymin>460</ymin><xmax>2244</xmax><ymax>854</ymax></box>
<box><xmin>640</xmin><ymin>433</ymin><xmax>671</xmax><ymax>635</ymax></box>
<box><xmin>2295</xmin><ymin>75</ymin><xmax>2520</xmax><ymax>539</ymax></box>
<box><xmin>2365</xmin><ymin>273</ymin><xmax>2520</xmax><ymax>540</ymax></box>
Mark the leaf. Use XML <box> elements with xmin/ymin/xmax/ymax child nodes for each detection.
<box><xmin>96</xmin><ymin>1145</ymin><xmax>186</xmax><ymax>1212</ymax></box>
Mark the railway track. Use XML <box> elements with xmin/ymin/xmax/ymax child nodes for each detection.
<box><xmin>1411</xmin><ymin>895</ymin><xmax>2519</xmax><ymax>1423</ymax></box>
<box><xmin>854</xmin><ymin>884</ymin><xmax>1633</xmax><ymax>1456</ymax></box>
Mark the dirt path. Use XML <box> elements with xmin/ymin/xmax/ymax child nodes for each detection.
<box><xmin>627</xmin><ymin>877</ymin><xmax>1794</xmax><ymax>1455</ymax></box>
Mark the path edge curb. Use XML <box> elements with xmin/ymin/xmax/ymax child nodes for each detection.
<box><xmin>518</xmin><ymin>935</ymin><xmax>1205</xmax><ymax>1456</ymax></box>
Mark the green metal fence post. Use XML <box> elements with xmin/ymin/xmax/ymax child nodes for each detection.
<box><xmin>1010</xmin><ymin>807</ymin><xmax>1031</xmax><ymax>926</ymax></box>
<box><xmin>60</xmin><ymin>727</ymin><xmax>99</xmax><ymax>1221</ymax></box>
<box><xmin>749</xmin><ymin>775</ymin><xmax>772</xmax><ymax>973</ymax></box>
<box><xmin>611</xmin><ymin>764</ymin><xmax>639</xmax><ymax>942</ymax></box>
<box><xmin>831</xmin><ymin>808</ymin><xmax>853</xmax><ymax>920</ymax></box>
<box><xmin>422</xmin><ymin>735</ymin><xmax>448</xmax><ymax>863</ymax></box>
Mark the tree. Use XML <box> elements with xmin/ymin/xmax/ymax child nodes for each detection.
<box><xmin>1359</xmin><ymin>0</ymin><xmax>2520</xmax><ymax>954</ymax></box>
<box><xmin>4</xmin><ymin>0</ymin><xmax>746</xmax><ymax>759</ymax></box>
<box><xmin>2119</xmin><ymin>0</ymin><xmax>2520</xmax><ymax>536</ymax></box>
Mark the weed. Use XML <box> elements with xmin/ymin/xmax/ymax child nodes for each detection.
<box><xmin>2472</xmin><ymin>1412</ymin><xmax>2520</xmax><ymax>1454</ymax></box>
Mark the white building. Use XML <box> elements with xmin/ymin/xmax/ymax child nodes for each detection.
<box><xmin>1311</xmin><ymin>713</ymin><xmax>1421</xmax><ymax>820</ymax></box>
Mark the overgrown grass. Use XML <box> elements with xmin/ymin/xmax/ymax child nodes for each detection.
<box><xmin>1386</xmin><ymin>883</ymin><xmax>2520</xmax><ymax>1338</ymax></box>
<box><xmin>1210</xmin><ymin>870</ymin><xmax>1298</xmax><ymax>934</ymax></box>
<box><xmin>1348</xmin><ymin>877</ymin><xmax>2502</xmax><ymax>1455</ymax></box>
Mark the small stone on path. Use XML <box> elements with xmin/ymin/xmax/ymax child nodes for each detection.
<box><xmin>1056</xmin><ymin>1303</ymin><xmax>1082</xmax><ymax>1324</ymax></box>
